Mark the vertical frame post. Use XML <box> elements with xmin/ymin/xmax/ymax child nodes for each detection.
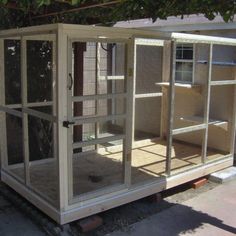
<box><xmin>229</xmin><ymin>70</ymin><xmax>236</xmax><ymax>155</ymax></box>
<box><xmin>161</xmin><ymin>40</ymin><xmax>172</xmax><ymax>138</ymax></box>
<box><xmin>95</xmin><ymin>43</ymin><xmax>101</xmax><ymax>149</ymax></box>
<box><xmin>201</xmin><ymin>43</ymin><xmax>213</xmax><ymax>163</ymax></box>
<box><xmin>166</xmin><ymin>41</ymin><xmax>176</xmax><ymax>176</ymax></box>
<box><xmin>0</xmin><ymin>38</ymin><xmax>8</xmax><ymax>169</ymax></box>
<box><xmin>67</xmin><ymin>38</ymin><xmax>74</xmax><ymax>203</ymax></box>
<box><xmin>124</xmin><ymin>39</ymin><xmax>134</xmax><ymax>187</ymax></box>
<box><xmin>192</xmin><ymin>44</ymin><xmax>196</xmax><ymax>85</ymax></box>
<box><xmin>52</xmin><ymin>36</ymin><xmax>59</xmax><ymax>207</ymax></box>
<box><xmin>57</xmin><ymin>25</ymin><xmax>69</xmax><ymax>211</ymax></box>
<box><xmin>21</xmin><ymin>37</ymin><xmax>30</xmax><ymax>185</ymax></box>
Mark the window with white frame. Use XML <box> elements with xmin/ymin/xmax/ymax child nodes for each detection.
<box><xmin>175</xmin><ymin>43</ymin><xmax>194</xmax><ymax>83</ymax></box>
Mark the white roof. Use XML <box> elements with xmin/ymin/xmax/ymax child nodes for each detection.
<box><xmin>115</xmin><ymin>14</ymin><xmax>236</xmax><ymax>32</ymax></box>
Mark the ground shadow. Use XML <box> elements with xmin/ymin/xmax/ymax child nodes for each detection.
<box><xmin>121</xmin><ymin>200</ymin><xmax>236</xmax><ymax>236</ymax></box>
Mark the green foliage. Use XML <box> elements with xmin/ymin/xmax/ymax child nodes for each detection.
<box><xmin>36</xmin><ymin>0</ymin><xmax>52</xmax><ymax>8</ymax></box>
<box><xmin>0</xmin><ymin>0</ymin><xmax>235</xmax><ymax>29</ymax></box>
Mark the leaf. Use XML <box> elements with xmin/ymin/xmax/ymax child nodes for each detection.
<box><xmin>0</xmin><ymin>0</ymin><xmax>235</xmax><ymax>29</ymax></box>
<box><xmin>0</xmin><ymin>0</ymin><xmax>8</xmax><ymax>4</ymax></box>
<box><xmin>36</xmin><ymin>0</ymin><xmax>51</xmax><ymax>8</ymax></box>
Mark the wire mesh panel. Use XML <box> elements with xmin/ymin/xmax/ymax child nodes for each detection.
<box><xmin>25</xmin><ymin>37</ymin><xmax>58</xmax><ymax>204</ymax></box>
<box><xmin>4</xmin><ymin>39</ymin><xmax>21</xmax><ymax>105</ymax></box>
<box><xmin>134</xmin><ymin>43</ymin><xmax>163</xmax><ymax>141</ymax></box>
<box><xmin>1</xmin><ymin>39</ymin><xmax>24</xmax><ymax>181</ymax></box>
<box><xmin>0</xmin><ymin>35</ymin><xmax>58</xmax><ymax>206</ymax></box>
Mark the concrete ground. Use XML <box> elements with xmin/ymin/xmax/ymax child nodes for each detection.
<box><xmin>0</xmin><ymin>179</ymin><xmax>235</xmax><ymax>236</ymax></box>
<box><xmin>0</xmin><ymin>195</ymin><xmax>45</xmax><ymax>236</ymax></box>
<box><xmin>108</xmin><ymin>179</ymin><xmax>236</xmax><ymax>236</ymax></box>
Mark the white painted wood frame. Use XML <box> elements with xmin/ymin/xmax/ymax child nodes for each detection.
<box><xmin>0</xmin><ymin>24</ymin><xmax>236</xmax><ymax>225</ymax></box>
<box><xmin>201</xmin><ymin>44</ymin><xmax>213</xmax><ymax>163</ymax></box>
<box><xmin>166</xmin><ymin>41</ymin><xmax>176</xmax><ymax>176</ymax></box>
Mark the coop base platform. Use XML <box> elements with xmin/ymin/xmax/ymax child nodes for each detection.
<box><xmin>1</xmin><ymin>155</ymin><xmax>233</xmax><ymax>225</ymax></box>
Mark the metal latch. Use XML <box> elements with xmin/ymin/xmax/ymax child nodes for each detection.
<box><xmin>63</xmin><ymin>121</ymin><xmax>75</xmax><ymax>128</ymax></box>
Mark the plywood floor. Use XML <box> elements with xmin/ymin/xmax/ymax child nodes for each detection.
<box><xmin>10</xmin><ymin>140</ymin><xmax>226</xmax><ymax>202</ymax></box>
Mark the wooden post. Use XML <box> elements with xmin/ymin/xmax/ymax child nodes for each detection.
<box><xmin>123</xmin><ymin>39</ymin><xmax>134</xmax><ymax>187</ymax></box>
<box><xmin>229</xmin><ymin>68</ymin><xmax>236</xmax><ymax>155</ymax></box>
<box><xmin>95</xmin><ymin>43</ymin><xmax>100</xmax><ymax>148</ymax></box>
<box><xmin>57</xmin><ymin>25</ymin><xmax>69</xmax><ymax>211</ymax></box>
<box><xmin>21</xmin><ymin>37</ymin><xmax>30</xmax><ymax>186</ymax></box>
<box><xmin>166</xmin><ymin>41</ymin><xmax>176</xmax><ymax>176</ymax></box>
<box><xmin>201</xmin><ymin>43</ymin><xmax>213</xmax><ymax>163</ymax></box>
<box><xmin>0</xmin><ymin>39</ymin><xmax>7</xmax><ymax>169</ymax></box>
<box><xmin>161</xmin><ymin>40</ymin><xmax>172</xmax><ymax>138</ymax></box>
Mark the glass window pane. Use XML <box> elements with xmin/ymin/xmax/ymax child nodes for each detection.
<box><xmin>176</xmin><ymin>49</ymin><xmax>183</xmax><ymax>59</ymax></box>
<box><xmin>176</xmin><ymin>71</ymin><xmax>182</xmax><ymax>81</ymax></box>
<box><xmin>27</xmin><ymin>40</ymin><xmax>53</xmax><ymax>103</ymax></box>
<box><xmin>183</xmin><ymin>49</ymin><xmax>193</xmax><ymax>59</ymax></box>
<box><xmin>176</xmin><ymin>43</ymin><xmax>193</xmax><ymax>60</ymax></box>
<box><xmin>176</xmin><ymin>62</ymin><xmax>193</xmax><ymax>72</ymax></box>
<box><xmin>4</xmin><ymin>39</ymin><xmax>21</xmax><ymax>105</ymax></box>
<box><xmin>182</xmin><ymin>72</ymin><xmax>193</xmax><ymax>82</ymax></box>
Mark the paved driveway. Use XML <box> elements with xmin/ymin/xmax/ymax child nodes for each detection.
<box><xmin>108</xmin><ymin>180</ymin><xmax>236</xmax><ymax>236</ymax></box>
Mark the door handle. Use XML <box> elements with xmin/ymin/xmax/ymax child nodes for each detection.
<box><xmin>63</xmin><ymin>120</ymin><xmax>75</xmax><ymax>128</ymax></box>
<box><xmin>68</xmin><ymin>73</ymin><xmax>73</xmax><ymax>90</ymax></box>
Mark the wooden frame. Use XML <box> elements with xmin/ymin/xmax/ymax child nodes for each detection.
<box><xmin>66</xmin><ymin>36</ymin><xmax>129</xmax><ymax>203</ymax></box>
<box><xmin>133</xmin><ymin>37</ymin><xmax>165</xmax><ymax>144</ymax></box>
<box><xmin>0</xmin><ymin>24</ymin><xmax>235</xmax><ymax>225</ymax></box>
<box><xmin>0</xmin><ymin>32</ymin><xmax>58</xmax><ymax>203</ymax></box>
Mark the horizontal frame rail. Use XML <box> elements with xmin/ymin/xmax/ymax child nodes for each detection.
<box><xmin>135</xmin><ymin>38</ymin><xmax>164</xmax><ymax>46</ymax></box>
<box><xmin>72</xmin><ymin>114</ymin><xmax>126</xmax><ymax>124</ymax></box>
<box><xmin>172</xmin><ymin>124</ymin><xmax>207</xmax><ymax>135</ymax></box>
<box><xmin>22</xmin><ymin>108</ymin><xmax>56</xmax><ymax>122</ymax></box>
<box><xmin>72</xmin><ymin>134</ymin><xmax>125</xmax><ymax>149</ymax></box>
<box><xmin>4</xmin><ymin>101</ymin><xmax>53</xmax><ymax>109</ymax></box>
<box><xmin>210</xmin><ymin>80</ymin><xmax>236</xmax><ymax>86</ymax></box>
<box><xmin>0</xmin><ymin>106</ymin><xmax>23</xmax><ymax>118</ymax></box>
<box><xmin>135</xmin><ymin>92</ymin><xmax>163</xmax><ymax>98</ymax></box>
<box><xmin>72</xmin><ymin>93</ymin><xmax>126</xmax><ymax>102</ymax></box>
<box><xmin>4</xmin><ymin>104</ymin><xmax>22</xmax><ymax>109</ymax></box>
<box><xmin>98</xmin><ymin>75</ymin><xmax>125</xmax><ymax>81</ymax></box>
<box><xmin>27</xmin><ymin>101</ymin><xmax>53</xmax><ymax>107</ymax></box>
